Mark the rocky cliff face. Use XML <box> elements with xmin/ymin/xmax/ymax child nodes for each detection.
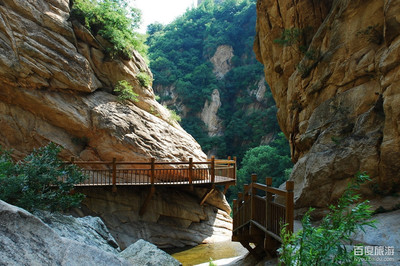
<box><xmin>0</xmin><ymin>0</ymin><xmax>206</xmax><ymax>162</ymax></box>
<box><xmin>75</xmin><ymin>186</ymin><xmax>232</xmax><ymax>249</ymax></box>
<box><xmin>254</xmin><ymin>0</ymin><xmax>400</xmax><ymax>208</ymax></box>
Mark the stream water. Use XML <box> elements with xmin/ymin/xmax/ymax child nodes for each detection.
<box><xmin>166</xmin><ymin>241</ymin><xmax>248</xmax><ymax>266</ymax></box>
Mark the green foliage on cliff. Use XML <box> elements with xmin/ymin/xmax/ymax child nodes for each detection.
<box><xmin>71</xmin><ymin>0</ymin><xmax>147</xmax><ymax>59</ymax></box>
<box><xmin>0</xmin><ymin>143</ymin><xmax>87</xmax><ymax>212</ymax></box>
<box><xmin>148</xmin><ymin>0</ymin><xmax>283</xmax><ymax>162</ymax></box>
<box><xmin>137</xmin><ymin>71</ymin><xmax>153</xmax><ymax>87</ymax></box>
<box><xmin>114</xmin><ymin>80</ymin><xmax>139</xmax><ymax>103</ymax></box>
<box><xmin>279</xmin><ymin>172</ymin><xmax>376</xmax><ymax>265</ymax></box>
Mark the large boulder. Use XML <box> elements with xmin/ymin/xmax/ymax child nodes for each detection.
<box><xmin>119</xmin><ymin>239</ymin><xmax>181</xmax><ymax>266</ymax></box>
<box><xmin>353</xmin><ymin>209</ymin><xmax>400</xmax><ymax>250</ymax></box>
<box><xmin>254</xmin><ymin>0</ymin><xmax>400</xmax><ymax>208</ymax></box>
<box><xmin>0</xmin><ymin>200</ymin><xmax>129</xmax><ymax>265</ymax></box>
<box><xmin>34</xmin><ymin>210</ymin><xmax>120</xmax><ymax>254</ymax></box>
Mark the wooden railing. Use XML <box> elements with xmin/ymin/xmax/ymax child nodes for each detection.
<box><xmin>65</xmin><ymin>156</ymin><xmax>236</xmax><ymax>189</ymax></box>
<box><xmin>232</xmin><ymin>174</ymin><xmax>294</xmax><ymax>253</ymax></box>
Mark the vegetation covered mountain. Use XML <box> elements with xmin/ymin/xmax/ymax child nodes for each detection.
<box><xmin>146</xmin><ymin>0</ymin><xmax>293</xmax><ymax>198</ymax></box>
<box><xmin>147</xmin><ymin>0</ymin><xmax>281</xmax><ymax>160</ymax></box>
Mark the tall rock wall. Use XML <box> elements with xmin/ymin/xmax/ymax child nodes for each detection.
<box><xmin>254</xmin><ymin>0</ymin><xmax>400</xmax><ymax>208</ymax></box>
<box><xmin>0</xmin><ymin>0</ymin><xmax>206</xmax><ymax>162</ymax></box>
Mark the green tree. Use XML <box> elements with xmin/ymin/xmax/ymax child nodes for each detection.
<box><xmin>226</xmin><ymin>133</ymin><xmax>293</xmax><ymax>203</ymax></box>
<box><xmin>0</xmin><ymin>143</ymin><xmax>87</xmax><ymax>212</ymax></box>
<box><xmin>237</xmin><ymin>133</ymin><xmax>293</xmax><ymax>188</ymax></box>
<box><xmin>71</xmin><ymin>0</ymin><xmax>147</xmax><ymax>59</ymax></box>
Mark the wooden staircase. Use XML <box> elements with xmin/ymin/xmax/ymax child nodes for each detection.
<box><xmin>232</xmin><ymin>174</ymin><xmax>294</xmax><ymax>257</ymax></box>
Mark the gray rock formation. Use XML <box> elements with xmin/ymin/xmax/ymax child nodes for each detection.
<box><xmin>0</xmin><ymin>200</ymin><xmax>185</xmax><ymax>265</ymax></box>
<box><xmin>34</xmin><ymin>210</ymin><xmax>120</xmax><ymax>254</ymax></box>
<box><xmin>0</xmin><ymin>200</ymin><xmax>129</xmax><ymax>266</ymax></box>
<box><xmin>200</xmin><ymin>89</ymin><xmax>223</xmax><ymax>137</ymax></box>
<box><xmin>353</xmin><ymin>209</ymin><xmax>400</xmax><ymax>250</ymax></box>
<box><xmin>119</xmin><ymin>239</ymin><xmax>181</xmax><ymax>266</ymax></box>
<box><xmin>210</xmin><ymin>45</ymin><xmax>234</xmax><ymax>79</ymax></box>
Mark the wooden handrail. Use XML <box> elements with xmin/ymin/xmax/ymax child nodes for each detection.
<box><xmin>64</xmin><ymin>157</ymin><xmax>236</xmax><ymax>187</ymax></box>
<box><xmin>252</xmin><ymin>183</ymin><xmax>288</xmax><ymax>197</ymax></box>
<box><xmin>232</xmin><ymin>174</ymin><xmax>295</xmax><ymax>248</ymax></box>
<box><xmin>210</xmin><ymin>156</ymin><xmax>215</xmax><ymax>183</ymax></box>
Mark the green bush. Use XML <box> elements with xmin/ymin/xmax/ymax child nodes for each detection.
<box><xmin>0</xmin><ymin>143</ymin><xmax>87</xmax><ymax>212</ymax></box>
<box><xmin>278</xmin><ymin>172</ymin><xmax>376</xmax><ymax>265</ymax></box>
<box><xmin>137</xmin><ymin>71</ymin><xmax>152</xmax><ymax>87</ymax></box>
<box><xmin>71</xmin><ymin>0</ymin><xmax>147</xmax><ymax>59</ymax></box>
<box><xmin>114</xmin><ymin>80</ymin><xmax>139</xmax><ymax>102</ymax></box>
<box><xmin>169</xmin><ymin>109</ymin><xmax>182</xmax><ymax>123</ymax></box>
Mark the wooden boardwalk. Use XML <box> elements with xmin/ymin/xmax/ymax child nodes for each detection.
<box><xmin>68</xmin><ymin>156</ymin><xmax>236</xmax><ymax>187</ymax></box>
<box><xmin>232</xmin><ymin>174</ymin><xmax>294</xmax><ymax>258</ymax></box>
<box><xmin>67</xmin><ymin>157</ymin><xmax>237</xmax><ymax>215</ymax></box>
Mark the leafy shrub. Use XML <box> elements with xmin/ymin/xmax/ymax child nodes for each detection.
<box><xmin>278</xmin><ymin>172</ymin><xmax>376</xmax><ymax>265</ymax></box>
<box><xmin>137</xmin><ymin>71</ymin><xmax>152</xmax><ymax>87</ymax></box>
<box><xmin>163</xmin><ymin>105</ymin><xmax>181</xmax><ymax>124</ymax></box>
<box><xmin>0</xmin><ymin>143</ymin><xmax>87</xmax><ymax>212</ymax></box>
<box><xmin>71</xmin><ymin>0</ymin><xmax>147</xmax><ymax>59</ymax></box>
<box><xmin>114</xmin><ymin>80</ymin><xmax>139</xmax><ymax>103</ymax></box>
<box><xmin>169</xmin><ymin>109</ymin><xmax>182</xmax><ymax>123</ymax></box>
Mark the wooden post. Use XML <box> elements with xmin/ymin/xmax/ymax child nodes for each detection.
<box><xmin>232</xmin><ymin>199</ymin><xmax>237</xmax><ymax>239</ymax></box>
<box><xmin>285</xmin><ymin>180</ymin><xmax>294</xmax><ymax>233</ymax></box>
<box><xmin>233</xmin><ymin>157</ymin><xmax>237</xmax><ymax>185</ymax></box>
<box><xmin>265</xmin><ymin>177</ymin><xmax>272</xmax><ymax>230</ymax></box>
<box><xmin>150</xmin><ymin>157</ymin><xmax>155</xmax><ymax>185</ymax></box>
<box><xmin>238</xmin><ymin>192</ymin><xmax>243</xmax><ymax>230</ymax></box>
<box><xmin>251</xmin><ymin>174</ymin><xmax>258</xmax><ymax>185</ymax></box>
<box><xmin>223</xmin><ymin>184</ymin><xmax>230</xmax><ymax>194</ymax></box>
<box><xmin>250</xmin><ymin>174</ymin><xmax>257</xmax><ymax>219</ymax></box>
<box><xmin>227</xmin><ymin>156</ymin><xmax>231</xmax><ymax>179</ymax></box>
<box><xmin>243</xmin><ymin>184</ymin><xmax>249</xmax><ymax>200</ymax></box>
<box><xmin>200</xmin><ymin>184</ymin><xmax>215</xmax><ymax>205</ymax></box>
<box><xmin>188</xmin><ymin>158</ymin><xmax>193</xmax><ymax>185</ymax></box>
<box><xmin>210</xmin><ymin>156</ymin><xmax>215</xmax><ymax>183</ymax></box>
<box><xmin>250</xmin><ymin>174</ymin><xmax>257</xmax><ymax>235</ymax></box>
<box><xmin>112</xmin><ymin>158</ymin><xmax>117</xmax><ymax>193</ymax></box>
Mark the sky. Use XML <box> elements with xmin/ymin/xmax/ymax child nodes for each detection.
<box><xmin>130</xmin><ymin>0</ymin><xmax>198</xmax><ymax>33</ymax></box>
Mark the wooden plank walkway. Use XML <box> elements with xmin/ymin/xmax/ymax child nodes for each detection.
<box><xmin>74</xmin><ymin>175</ymin><xmax>234</xmax><ymax>187</ymax></box>
<box><xmin>67</xmin><ymin>156</ymin><xmax>237</xmax><ymax>215</ymax></box>
<box><xmin>232</xmin><ymin>174</ymin><xmax>294</xmax><ymax>258</ymax></box>
<box><xmin>67</xmin><ymin>156</ymin><xmax>236</xmax><ymax>188</ymax></box>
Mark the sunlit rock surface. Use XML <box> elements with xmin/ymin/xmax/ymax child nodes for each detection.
<box><xmin>0</xmin><ymin>0</ymin><xmax>206</xmax><ymax>162</ymax></box>
<box><xmin>255</xmin><ymin>0</ymin><xmax>400</xmax><ymax>208</ymax></box>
